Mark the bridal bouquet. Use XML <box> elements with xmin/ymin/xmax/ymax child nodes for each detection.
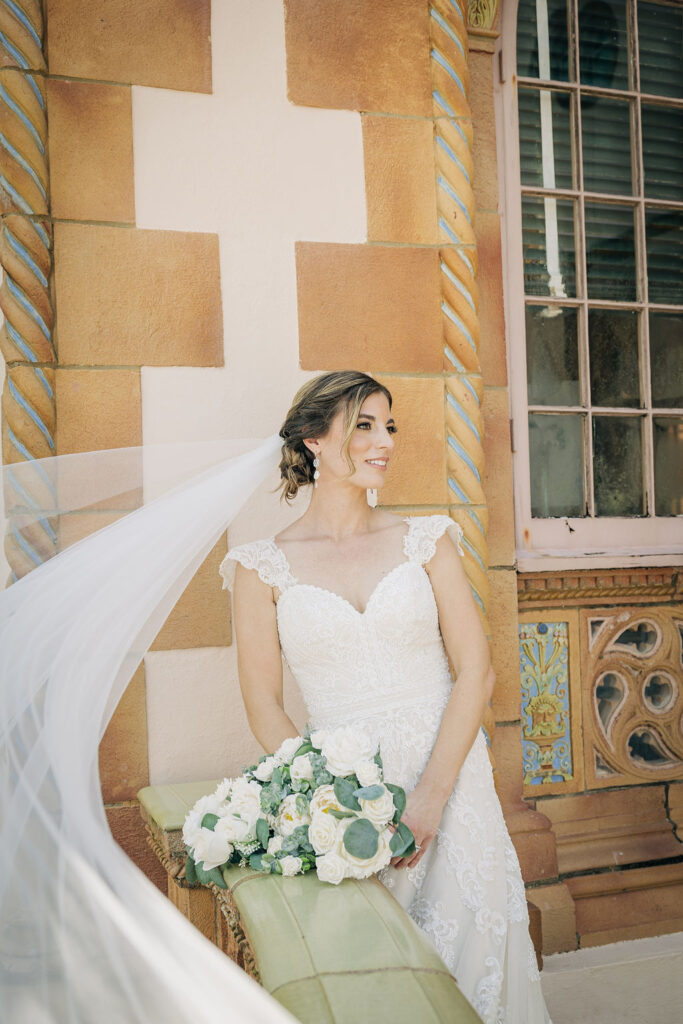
<box><xmin>182</xmin><ymin>726</ymin><xmax>415</xmax><ymax>887</ymax></box>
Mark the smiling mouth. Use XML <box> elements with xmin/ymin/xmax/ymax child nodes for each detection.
<box><xmin>366</xmin><ymin>459</ymin><xmax>389</xmax><ymax>469</ymax></box>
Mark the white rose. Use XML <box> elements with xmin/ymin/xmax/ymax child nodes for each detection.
<box><xmin>274</xmin><ymin>735</ymin><xmax>304</xmax><ymax>765</ymax></box>
<box><xmin>276</xmin><ymin>793</ymin><xmax>311</xmax><ymax>836</ymax></box>
<box><xmin>182</xmin><ymin>793</ymin><xmax>225</xmax><ymax>847</ymax></box>
<box><xmin>214</xmin><ymin>778</ymin><xmax>233</xmax><ymax>801</ymax></box>
<box><xmin>290</xmin><ymin>753</ymin><xmax>314</xmax><ymax>783</ymax></box>
<box><xmin>308</xmin><ymin>811</ymin><xmax>340</xmax><ymax>855</ymax></box>
<box><xmin>321</xmin><ymin>726</ymin><xmax>377</xmax><ymax>777</ymax></box>
<box><xmin>226</xmin><ymin>778</ymin><xmax>262</xmax><ymax>830</ymax></box>
<box><xmin>310</xmin><ymin>729</ymin><xmax>328</xmax><ymax>749</ymax></box>
<box><xmin>355</xmin><ymin>760</ymin><xmax>381</xmax><ymax>787</ymax></box>
<box><xmin>280</xmin><ymin>855</ymin><xmax>303</xmax><ymax>877</ymax></box>
<box><xmin>253</xmin><ymin>756</ymin><xmax>277</xmax><ymax>781</ymax></box>
<box><xmin>315</xmin><ymin>852</ymin><xmax>348</xmax><ymax>885</ymax></box>
<box><xmin>191</xmin><ymin>827</ymin><xmax>233</xmax><ymax>871</ymax></box>
<box><xmin>359</xmin><ymin>786</ymin><xmax>396</xmax><ymax>828</ymax></box>
<box><xmin>214</xmin><ymin>814</ymin><xmax>252</xmax><ymax>843</ymax></box>
<box><xmin>337</xmin><ymin>820</ymin><xmax>392</xmax><ymax>878</ymax></box>
<box><xmin>267</xmin><ymin>835</ymin><xmax>283</xmax><ymax>855</ymax></box>
<box><xmin>309</xmin><ymin>784</ymin><xmax>343</xmax><ymax>817</ymax></box>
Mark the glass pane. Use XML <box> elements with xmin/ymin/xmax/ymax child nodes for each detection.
<box><xmin>650</xmin><ymin>312</ymin><xmax>683</xmax><ymax>407</ymax></box>
<box><xmin>529</xmin><ymin>413</ymin><xmax>585</xmax><ymax>516</ymax></box>
<box><xmin>653</xmin><ymin>416</ymin><xmax>683</xmax><ymax>515</ymax></box>
<box><xmin>579</xmin><ymin>0</ymin><xmax>630</xmax><ymax>90</ymax></box>
<box><xmin>519</xmin><ymin>88</ymin><xmax>573</xmax><ymax>190</ymax></box>
<box><xmin>582</xmin><ymin>95</ymin><xmax>633</xmax><ymax>195</ymax></box>
<box><xmin>526</xmin><ymin>305</ymin><xmax>580</xmax><ymax>405</ymax></box>
<box><xmin>522</xmin><ymin>196</ymin><xmax>577</xmax><ymax>297</ymax></box>
<box><xmin>588</xmin><ymin>309</ymin><xmax>640</xmax><ymax>407</ymax></box>
<box><xmin>585</xmin><ymin>202</ymin><xmax>637</xmax><ymax>300</ymax></box>
<box><xmin>639</xmin><ymin>1</ymin><xmax>683</xmax><ymax>99</ymax></box>
<box><xmin>642</xmin><ymin>103</ymin><xmax>683</xmax><ymax>202</ymax></box>
<box><xmin>517</xmin><ymin>0</ymin><xmax>572</xmax><ymax>81</ymax></box>
<box><xmin>593</xmin><ymin>416</ymin><xmax>644</xmax><ymax>516</ymax></box>
<box><xmin>646</xmin><ymin>208</ymin><xmax>683</xmax><ymax>304</ymax></box>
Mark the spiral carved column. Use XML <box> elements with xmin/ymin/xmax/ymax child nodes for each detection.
<box><xmin>0</xmin><ymin>0</ymin><xmax>55</xmax><ymax>581</ymax></box>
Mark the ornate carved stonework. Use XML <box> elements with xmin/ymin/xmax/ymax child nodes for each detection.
<box><xmin>518</xmin><ymin>567</ymin><xmax>680</xmax><ymax>608</ymax></box>
<box><xmin>582</xmin><ymin>607</ymin><xmax>683</xmax><ymax>788</ymax></box>
<box><xmin>467</xmin><ymin>0</ymin><xmax>500</xmax><ymax>31</ymax></box>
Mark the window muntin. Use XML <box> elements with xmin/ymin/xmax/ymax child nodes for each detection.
<box><xmin>515</xmin><ymin>0</ymin><xmax>683</xmax><ymax>538</ymax></box>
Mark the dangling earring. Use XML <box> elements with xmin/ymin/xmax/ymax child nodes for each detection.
<box><xmin>313</xmin><ymin>453</ymin><xmax>320</xmax><ymax>488</ymax></box>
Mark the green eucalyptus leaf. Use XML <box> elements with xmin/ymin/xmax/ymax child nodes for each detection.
<box><xmin>184</xmin><ymin>853</ymin><xmax>197</xmax><ymax>884</ymax></box>
<box><xmin>200</xmin><ymin>812</ymin><xmax>219</xmax><ymax>831</ymax></box>
<box><xmin>334</xmin><ymin>776</ymin><xmax>361</xmax><ymax>811</ymax></box>
<box><xmin>342</xmin><ymin>818</ymin><xmax>379</xmax><ymax>860</ymax></box>
<box><xmin>389</xmin><ymin>821</ymin><xmax>415</xmax><ymax>858</ymax></box>
<box><xmin>353</xmin><ymin>784</ymin><xmax>384</xmax><ymax>801</ymax></box>
<box><xmin>255</xmin><ymin>817</ymin><xmax>270</xmax><ymax>848</ymax></box>
<box><xmin>271</xmin><ymin>766</ymin><xmax>284</xmax><ymax>789</ymax></box>
<box><xmin>327</xmin><ymin>808</ymin><xmax>357</xmax><ymax>819</ymax></box>
<box><xmin>271</xmin><ymin>859</ymin><xmax>283</xmax><ymax>874</ymax></box>
<box><xmin>385</xmin><ymin>782</ymin><xmax>406</xmax><ymax>820</ymax></box>
<box><xmin>249</xmin><ymin>852</ymin><xmax>265</xmax><ymax>872</ymax></box>
<box><xmin>207</xmin><ymin>866</ymin><xmax>228</xmax><ymax>890</ymax></box>
<box><xmin>294</xmin><ymin>742</ymin><xmax>313</xmax><ymax>758</ymax></box>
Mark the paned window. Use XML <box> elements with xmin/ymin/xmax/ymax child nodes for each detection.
<box><xmin>500</xmin><ymin>0</ymin><xmax>683</xmax><ymax>566</ymax></box>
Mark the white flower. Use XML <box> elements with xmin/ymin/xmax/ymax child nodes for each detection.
<box><xmin>214</xmin><ymin>814</ymin><xmax>253</xmax><ymax>844</ymax></box>
<box><xmin>280</xmin><ymin>855</ymin><xmax>303</xmax><ymax>877</ymax></box>
<box><xmin>316</xmin><ymin>852</ymin><xmax>348</xmax><ymax>885</ymax></box>
<box><xmin>308</xmin><ymin>811</ymin><xmax>340</xmax><ymax>855</ymax></box>
<box><xmin>355</xmin><ymin>760</ymin><xmax>381</xmax><ymax>787</ymax></box>
<box><xmin>290</xmin><ymin>753</ymin><xmax>314</xmax><ymax>783</ymax></box>
<box><xmin>321</xmin><ymin>726</ymin><xmax>377</xmax><ymax>777</ymax></box>
<box><xmin>191</xmin><ymin>827</ymin><xmax>233</xmax><ymax>871</ymax></box>
<box><xmin>309</xmin><ymin>784</ymin><xmax>343</xmax><ymax>818</ymax></box>
<box><xmin>226</xmin><ymin>778</ymin><xmax>262</xmax><ymax>830</ymax></box>
<box><xmin>182</xmin><ymin>793</ymin><xmax>225</xmax><ymax>848</ymax></box>
<box><xmin>358</xmin><ymin>786</ymin><xmax>396</xmax><ymax>828</ymax></box>
<box><xmin>253</xmin><ymin>756</ymin><xmax>277</xmax><ymax>781</ymax></box>
<box><xmin>274</xmin><ymin>735</ymin><xmax>304</xmax><ymax>765</ymax></box>
<box><xmin>337</xmin><ymin>820</ymin><xmax>392</xmax><ymax>878</ymax></box>
<box><xmin>214</xmin><ymin>778</ymin><xmax>233</xmax><ymax>801</ymax></box>
<box><xmin>267</xmin><ymin>835</ymin><xmax>283</xmax><ymax>855</ymax></box>
<box><xmin>276</xmin><ymin>793</ymin><xmax>311</xmax><ymax>836</ymax></box>
<box><xmin>310</xmin><ymin>729</ymin><xmax>328</xmax><ymax>749</ymax></box>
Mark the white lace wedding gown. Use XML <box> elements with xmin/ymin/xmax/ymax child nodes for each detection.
<box><xmin>221</xmin><ymin>514</ymin><xmax>551</xmax><ymax>1024</ymax></box>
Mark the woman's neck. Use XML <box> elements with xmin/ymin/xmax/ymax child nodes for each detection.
<box><xmin>297</xmin><ymin>482</ymin><xmax>379</xmax><ymax>542</ymax></box>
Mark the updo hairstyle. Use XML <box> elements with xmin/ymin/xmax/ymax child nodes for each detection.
<box><xmin>278</xmin><ymin>370</ymin><xmax>393</xmax><ymax>503</ymax></box>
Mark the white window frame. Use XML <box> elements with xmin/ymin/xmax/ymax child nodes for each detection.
<box><xmin>494</xmin><ymin>0</ymin><xmax>683</xmax><ymax>571</ymax></box>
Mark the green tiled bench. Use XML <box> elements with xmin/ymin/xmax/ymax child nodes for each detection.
<box><xmin>138</xmin><ymin>782</ymin><xmax>481</xmax><ymax>1024</ymax></box>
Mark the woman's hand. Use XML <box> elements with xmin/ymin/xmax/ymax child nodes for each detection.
<box><xmin>389</xmin><ymin>784</ymin><xmax>446</xmax><ymax>870</ymax></box>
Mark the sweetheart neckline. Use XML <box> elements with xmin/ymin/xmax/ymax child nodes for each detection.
<box><xmin>274</xmin><ymin>558</ymin><xmax>426</xmax><ymax>618</ymax></box>
<box><xmin>269</xmin><ymin>517</ymin><xmax>415</xmax><ymax>617</ymax></box>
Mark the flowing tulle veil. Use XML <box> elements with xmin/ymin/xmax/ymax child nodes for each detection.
<box><xmin>0</xmin><ymin>433</ymin><xmax>298</xmax><ymax>1022</ymax></box>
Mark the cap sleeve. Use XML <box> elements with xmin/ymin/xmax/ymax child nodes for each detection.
<box><xmin>404</xmin><ymin>514</ymin><xmax>465</xmax><ymax>565</ymax></box>
<box><xmin>218</xmin><ymin>539</ymin><xmax>297</xmax><ymax>592</ymax></box>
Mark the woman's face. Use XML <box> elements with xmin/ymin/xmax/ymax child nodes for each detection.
<box><xmin>309</xmin><ymin>391</ymin><xmax>397</xmax><ymax>491</ymax></box>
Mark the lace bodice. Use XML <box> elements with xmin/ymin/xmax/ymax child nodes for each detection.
<box><xmin>219</xmin><ymin>514</ymin><xmax>464</xmax><ymax>745</ymax></box>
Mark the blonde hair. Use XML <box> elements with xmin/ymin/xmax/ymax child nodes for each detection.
<box><xmin>277</xmin><ymin>371</ymin><xmax>393</xmax><ymax>503</ymax></box>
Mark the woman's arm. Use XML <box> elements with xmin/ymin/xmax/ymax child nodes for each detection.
<box><xmin>392</xmin><ymin>527</ymin><xmax>495</xmax><ymax>868</ymax></box>
<box><xmin>232</xmin><ymin>561</ymin><xmax>301</xmax><ymax>753</ymax></box>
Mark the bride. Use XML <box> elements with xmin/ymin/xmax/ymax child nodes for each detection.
<box><xmin>0</xmin><ymin>368</ymin><xmax>550</xmax><ymax>1023</ymax></box>
<box><xmin>222</xmin><ymin>370</ymin><xmax>552</xmax><ymax>1024</ymax></box>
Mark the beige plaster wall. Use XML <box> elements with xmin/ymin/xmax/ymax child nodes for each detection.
<box><xmin>134</xmin><ymin>0</ymin><xmax>367</xmax><ymax>782</ymax></box>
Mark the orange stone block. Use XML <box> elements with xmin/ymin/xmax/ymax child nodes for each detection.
<box><xmin>362</xmin><ymin>116</ymin><xmax>438</xmax><ymax>244</ymax></box>
<box><xmin>46</xmin><ymin>0</ymin><xmax>211</xmax><ymax>93</ymax></box>
<box><xmin>375</xmin><ymin>375</ymin><xmax>448</xmax><ymax>507</ymax></box>
<box><xmin>106</xmin><ymin>804</ymin><xmax>167</xmax><ymax>892</ymax></box>
<box><xmin>284</xmin><ymin>0</ymin><xmax>431</xmax><ymax>116</ymax></box>
<box><xmin>99</xmin><ymin>664</ymin><xmax>149</xmax><ymax>803</ymax></box>
<box><xmin>152</xmin><ymin>536</ymin><xmax>231</xmax><ymax>650</ymax></box>
<box><xmin>47</xmin><ymin>80</ymin><xmax>135</xmax><ymax>223</ymax></box>
<box><xmin>55</xmin><ymin>368</ymin><xmax>142</xmax><ymax>454</ymax></box>
<box><xmin>488</xmin><ymin>568</ymin><xmax>520</xmax><ymax>720</ymax></box>
<box><xmin>468</xmin><ymin>51</ymin><xmax>499</xmax><ymax>212</ymax></box>
<box><xmin>526</xmin><ymin>882</ymin><xmax>578</xmax><ymax>955</ymax></box>
<box><xmin>475</xmin><ymin>211</ymin><xmax>508</xmax><ymax>388</ymax></box>
<box><xmin>53</xmin><ymin>224</ymin><xmax>223</xmax><ymax>367</ymax></box>
<box><xmin>296</xmin><ymin>242</ymin><xmax>443</xmax><ymax>373</ymax></box>
<box><xmin>482</xmin><ymin>388</ymin><xmax>515</xmax><ymax>567</ymax></box>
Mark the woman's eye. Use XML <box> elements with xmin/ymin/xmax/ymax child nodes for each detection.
<box><xmin>388</xmin><ymin>425</ymin><xmax>398</xmax><ymax>434</ymax></box>
<box><xmin>357</xmin><ymin>421</ymin><xmax>370</xmax><ymax>429</ymax></box>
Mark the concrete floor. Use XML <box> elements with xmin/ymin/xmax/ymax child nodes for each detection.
<box><xmin>541</xmin><ymin>931</ymin><xmax>683</xmax><ymax>1024</ymax></box>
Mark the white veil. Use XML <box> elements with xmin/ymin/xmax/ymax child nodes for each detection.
<box><xmin>0</xmin><ymin>434</ymin><xmax>298</xmax><ymax>1023</ymax></box>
